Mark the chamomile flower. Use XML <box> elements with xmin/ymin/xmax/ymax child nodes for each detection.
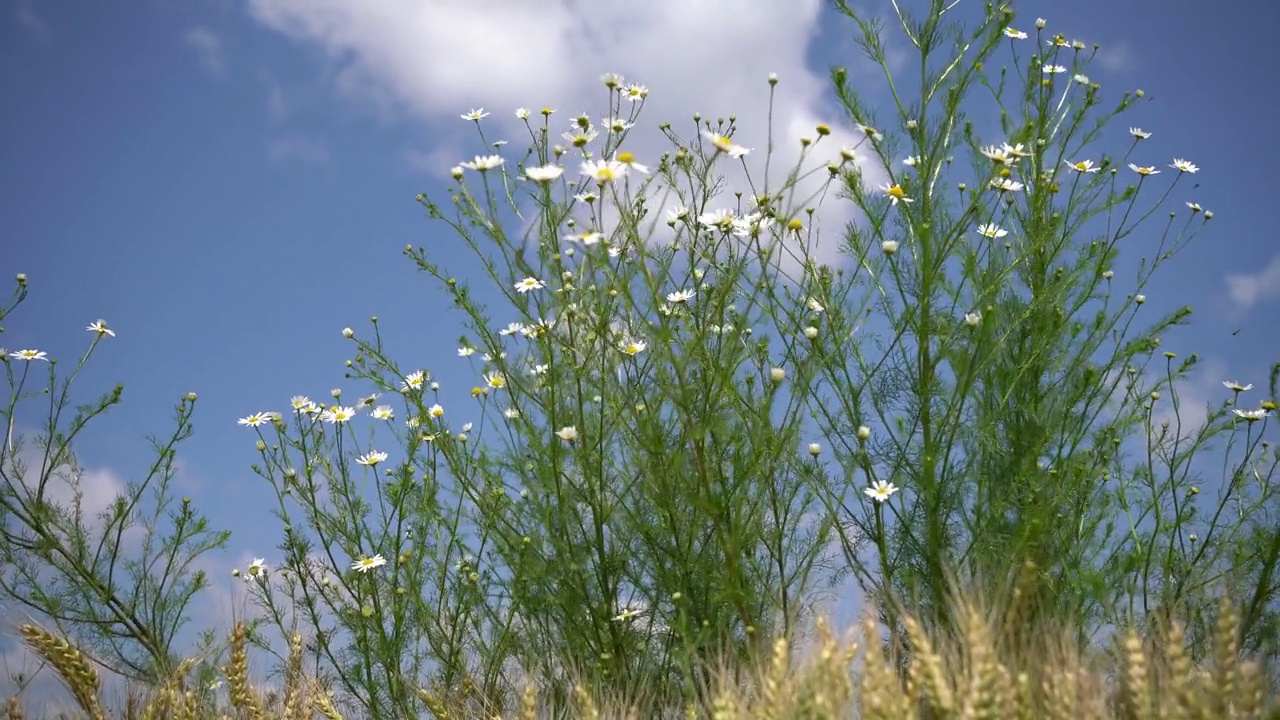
<box><xmin>990</xmin><ymin>178</ymin><xmax>1024</xmax><ymax>192</ymax></box>
<box><xmin>460</xmin><ymin>155</ymin><xmax>504</xmax><ymax>172</ymax></box>
<box><xmin>401</xmin><ymin>370</ymin><xmax>426</xmax><ymax>391</ymax></box>
<box><xmin>1223</xmin><ymin>381</ymin><xmax>1253</xmax><ymax>393</ymax></box>
<box><xmin>1042</xmin><ymin>64</ymin><xmax>1068</xmax><ymax>74</ymax></box>
<box><xmin>86</xmin><ymin>319</ymin><xmax>115</xmax><ymax>337</ymax></box>
<box><xmin>613</xmin><ymin>605</ymin><xmax>646</xmax><ymax>622</ymax></box>
<box><xmin>525</xmin><ymin>164</ymin><xmax>565</xmax><ymax>182</ymax></box>
<box><xmin>977</xmin><ymin>223</ymin><xmax>1008</xmax><ymax>238</ymax></box>
<box><xmin>1003</xmin><ymin>27</ymin><xmax>1028</xmax><ymax>39</ymax></box>
<box><xmin>371</xmin><ymin>405</ymin><xmax>394</xmax><ymax>421</ymax></box>
<box><xmin>980</xmin><ymin>145</ymin><xmax>1011</xmax><ymax>163</ymax></box>
<box><xmin>666</xmin><ymin>289</ymin><xmax>695</xmax><ymax>304</ymax></box>
<box><xmin>566</xmin><ymin>231</ymin><xmax>605</xmax><ymax>246</ymax></box>
<box><xmin>881</xmin><ymin>240</ymin><xmax>900</xmax><ymax>255</ymax></box>
<box><xmin>1129</xmin><ymin>127</ymin><xmax>1151</xmax><ymax>140</ymax></box>
<box><xmin>964</xmin><ymin>312</ymin><xmax>982</xmax><ymax>327</ymax></box>
<box><xmin>882</xmin><ymin>183</ymin><xmax>913</xmax><ymax>205</ymax></box>
<box><xmin>9</xmin><ymin>349</ymin><xmax>47</xmax><ymax>361</ymax></box>
<box><xmin>580</xmin><ymin>159</ymin><xmax>628</xmax><ymax>184</ymax></box>
<box><xmin>458</xmin><ymin>346</ymin><xmax>476</xmax><ymax>357</ymax></box>
<box><xmin>503</xmin><ymin>408</ymin><xmax>521</xmax><ymax>420</ymax></box>
<box><xmin>246</xmin><ymin>558</ymin><xmax>268</xmax><ymax>579</ymax></box>
<box><xmin>290</xmin><ymin>396</ymin><xmax>313</xmax><ymax>412</ymax></box>
<box><xmin>556</xmin><ymin>426</ymin><xmax>579</xmax><ymax>443</ymax></box>
<box><xmin>1128</xmin><ymin>163</ymin><xmax>1160</xmax><ymax>177</ymax></box>
<box><xmin>515</xmin><ymin>107</ymin><xmax>531</xmax><ymax>120</ymax></box>
<box><xmin>603</xmin><ymin>116</ymin><xmax>635</xmax><ymax>133</ymax></box>
<box><xmin>619</xmin><ymin>338</ymin><xmax>647</xmax><ymax>356</ymax></box>
<box><xmin>622</xmin><ymin>84</ymin><xmax>648</xmax><ymax>101</ymax></box>
<box><xmin>1003</xmin><ymin>143</ymin><xmax>1032</xmax><ymax>159</ymax></box>
<box><xmin>238</xmin><ymin>412</ymin><xmax>273</xmax><ymax>428</ymax></box>
<box><xmin>613</xmin><ymin>151</ymin><xmax>648</xmax><ymax>173</ymax></box>
<box><xmin>1233</xmin><ymin>408</ymin><xmax>1270</xmax><ymax>422</ymax></box>
<box><xmin>484</xmin><ymin>372</ymin><xmax>507</xmax><ymax>390</ymax></box>
<box><xmin>514</xmin><ymin>277</ymin><xmax>546</xmax><ymax>293</ymax></box>
<box><xmin>1170</xmin><ymin>158</ymin><xmax>1199</xmax><ymax>174</ymax></box>
<box><xmin>428</xmin><ymin>404</ymin><xmax>445</xmax><ymax>419</ymax></box>
<box><xmin>321</xmin><ymin>406</ymin><xmax>356</xmax><ymax>424</ymax></box>
<box><xmin>703</xmin><ymin>131</ymin><xmax>751</xmax><ymax>158</ymax></box>
<box><xmin>731</xmin><ymin>212</ymin><xmax>772</xmax><ymax>237</ymax></box>
<box><xmin>856</xmin><ymin>124</ymin><xmax>883</xmax><ymax>143</ymax></box>
<box><xmin>562</xmin><ymin>126</ymin><xmax>600</xmax><ymax>147</ymax></box>
<box><xmin>698</xmin><ymin>208</ymin><xmax>737</xmax><ymax>232</ymax></box>
<box><xmin>1065</xmin><ymin>159</ymin><xmax>1100</xmax><ymax>173</ymax></box>
<box><xmin>864</xmin><ymin>480</ymin><xmax>900</xmax><ymax>503</ymax></box>
<box><xmin>351</xmin><ymin>554</ymin><xmax>387</xmax><ymax>573</ymax></box>
<box><xmin>460</xmin><ymin>108</ymin><xmax>489</xmax><ymax>121</ymax></box>
<box><xmin>356</xmin><ymin>450</ymin><xmax>388</xmax><ymax>466</ymax></box>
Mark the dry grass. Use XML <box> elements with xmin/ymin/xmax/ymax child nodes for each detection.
<box><xmin>4</xmin><ymin>592</ymin><xmax>1275</xmax><ymax>719</ymax></box>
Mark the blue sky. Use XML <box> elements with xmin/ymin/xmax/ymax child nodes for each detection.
<box><xmin>2</xmin><ymin>0</ymin><xmax>1278</xmax><ymax>700</ymax></box>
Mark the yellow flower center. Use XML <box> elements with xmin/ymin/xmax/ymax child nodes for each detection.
<box><xmin>887</xmin><ymin>185</ymin><xmax>906</xmax><ymax>199</ymax></box>
<box><xmin>1074</xmin><ymin>161</ymin><xmax>1088</xmax><ymax>170</ymax></box>
<box><xmin>617</xmin><ymin>151</ymin><xmax>635</xmax><ymax>164</ymax></box>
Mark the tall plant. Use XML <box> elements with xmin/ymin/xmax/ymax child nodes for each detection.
<box><xmin>810</xmin><ymin>0</ymin><xmax>1278</xmax><ymax>662</ymax></box>
<box><xmin>0</xmin><ymin>275</ymin><xmax>230</xmax><ymax>684</ymax></box>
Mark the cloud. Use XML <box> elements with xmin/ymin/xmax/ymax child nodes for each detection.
<box><xmin>266</xmin><ymin>134</ymin><xmax>331</xmax><ymax>165</ymax></box>
<box><xmin>266</xmin><ymin>82</ymin><xmax>290</xmax><ymax>124</ymax></box>
<box><xmin>246</xmin><ymin>0</ymin><xmax>887</xmax><ymax>268</ymax></box>
<box><xmin>185</xmin><ymin>26</ymin><xmax>226</xmax><ymax>78</ymax></box>
<box><xmin>5</xmin><ymin>440</ymin><xmax>128</xmax><ymax>533</ymax></box>
<box><xmin>1225</xmin><ymin>253</ymin><xmax>1280</xmax><ymax>312</ymax></box>
<box><xmin>13</xmin><ymin>0</ymin><xmax>49</xmax><ymax>41</ymax></box>
<box><xmin>1093</xmin><ymin>38</ymin><xmax>1139</xmax><ymax>75</ymax></box>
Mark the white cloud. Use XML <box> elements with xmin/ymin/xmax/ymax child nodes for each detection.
<box><xmin>1225</xmin><ymin>253</ymin><xmax>1280</xmax><ymax>312</ymax></box>
<box><xmin>13</xmin><ymin>0</ymin><xmax>49</xmax><ymax>41</ymax></box>
<box><xmin>6</xmin><ymin>442</ymin><xmax>127</xmax><ymax>532</ymax></box>
<box><xmin>1151</xmin><ymin>358</ymin><xmax>1228</xmax><ymax>433</ymax></box>
<box><xmin>1092</xmin><ymin>38</ymin><xmax>1139</xmax><ymax>75</ymax></box>
<box><xmin>246</xmin><ymin>0</ymin><xmax>887</xmax><ymax>268</ymax></box>
<box><xmin>266</xmin><ymin>83</ymin><xmax>289</xmax><ymax>123</ymax></box>
<box><xmin>266</xmin><ymin>134</ymin><xmax>331</xmax><ymax>165</ymax></box>
<box><xmin>185</xmin><ymin>26</ymin><xmax>226</xmax><ymax>78</ymax></box>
